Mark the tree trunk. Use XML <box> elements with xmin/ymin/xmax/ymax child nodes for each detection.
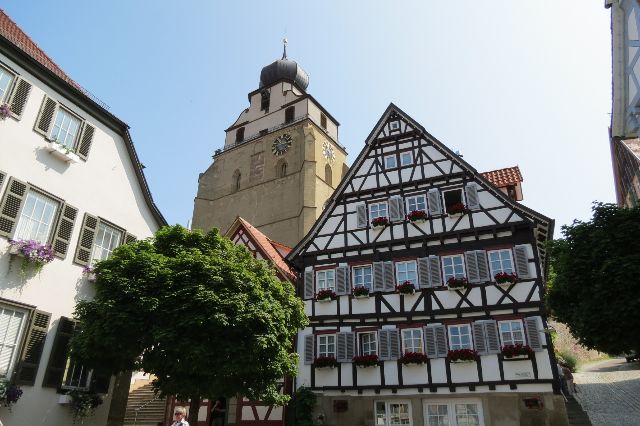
<box><xmin>189</xmin><ymin>394</ymin><xmax>201</xmax><ymax>426</ymax></box>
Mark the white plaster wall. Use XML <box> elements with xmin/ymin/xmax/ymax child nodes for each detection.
<box><xmin>0</xmin><ymin>51</ymin><xmax>161</xmax><ymax>425</ymax></box>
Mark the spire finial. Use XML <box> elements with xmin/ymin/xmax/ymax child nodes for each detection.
<box><xmin>282</xmin><ymin>37</ymin><xmax>288</xmax><ymax>59</ymax></box>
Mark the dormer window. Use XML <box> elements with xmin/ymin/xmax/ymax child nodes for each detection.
<box><xmin>260</xmin><ymin>90</ymin><xmax>270</xmax><ymax>111</ymax></box>
<box><xmin>235</xmin><ymin>127</ymin><xmax>245</xmax><ymax>143</ymax></box>
<box><xmin>285</xmin><ymin>106</ymin><xmax>295</xmax><ymax>124</ymax></box>
<box><xmin>507</xmin><ymin>185</ymin><xmax>517</xmax><ymax>200</ymax></box>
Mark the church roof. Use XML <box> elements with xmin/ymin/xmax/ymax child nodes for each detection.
<box><xmin>481</xmin><ymin>166</ymin><xmax>523</xmax><ymax>188</ymax></box>
<box><xmin>227</xmin><ymin>217</ymin><xmax>297</xmax><ymax>282</ymax></box>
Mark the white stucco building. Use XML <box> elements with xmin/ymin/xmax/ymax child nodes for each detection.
<box><xmin>0</xmin><ymin>9</ymin><xmax>165</xmax><ymax>425</ymax></box>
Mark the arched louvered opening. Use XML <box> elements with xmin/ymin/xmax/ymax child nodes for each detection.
<box><xmin>233</xmin><ymin>170</ymin><xmax>241</xmax><ymax>192</ymax></box>
<box><xmin>325</xmin><ymin>164</ymin><xmax>333</xmax><ymax>186</ymax></box>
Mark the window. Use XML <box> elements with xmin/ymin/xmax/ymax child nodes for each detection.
<box><xmin>499</xmin><ymin>320</ymin><xmax>525</xmax><ymax>346</ymax></box>
<box><xmin>390</xmin><ymin>121</ymin><xmax>400</xmax><ymax>131</ymax></box>
<box><xmin>91</xmin><ymin>222</ymin><xmax>122</xmax><ymax>262</ymax></box>
<box><xmin>62</xmin><ymin>358</ymin><xmax>91</xmax><ymax>389</ymax></box>
<box><xmin>425</xmin><ymin>401</ymin><xmax>484</xmax><ymax>426</ymax></box>
<box><xmin>0</xmin><ymin>67</ymin><xmax>14</xmax><ymax>102</ymax></box>
<box><xmin>316</xmin><ymin>269</ymin><xmax>335</xmax><ymax>291</ymax></box>
<box><xmin>442</xmin><ymin>189</ymin><xmax>465</xmax><ymax>213</ymax></box>
<box><xmin>14</xmin><ymin>190</ymin><xmax>59</xmax><ymax>243</ymax></box>
<box><xmin>352</xmin><ymin>265</ymin><xmax>373</xmax><ymax>291</ymax></box>
<box><xmin>0</xmin><ymin>305</ymin><xmax>27</xmax><ymax>380</ymax></box>
<box><xmin>441</xmin><ymin>255</ymin><xmax>465</xmax><ymax>282</ymax></box>
<box><xmin>400</xmin><ymin>151</ymin><xmax>413</xmax><ymax>167</ymax></box>
<box><xmin>385</xmin><ymin>155</ymin><xmax>397</xmax><ymax>169</ymax></box>
<box><xmin>488</xmin><ymin>249</ymin><xmax>514</xmax><ymax>277</ymax></box>
<box><xmin>318</xmin><ymin>335</ymin><xmax>336</xmax><ymax>358</ymax></box>
<box><xmin>235</xmin><ymin>127</ymin><xmax>245</xmax><ymax>143</ymax></box>
<box><xmin>376</xmin><ymin>401</ymin><xmax>412</xmax><ymax>426</ymax></box>
<box><xmin>448</xmin><ymin>324</ymin><xmax>473</xmax><ymax>350</ymax></box>
<box><xmin>406</xmin><ymin>194</ymin><xmax>426</xmax><ymax>213</ymax></box>
<box><xmin>395</xmin><ymin>261</ymin><xmax>417</xmax><ymax>286</ymax></box>
<box><xmin>260</xmin><ymin>89</ymin><xmax>270</xmax><ymax>111</ymax></box>
<box><xmin>507</xmin><ymin>185</ymin><xmax>517</xmax><ymax>200</ymax></box>
<box><xmin>369</xmin><ymin>201</ymin><xmax>388</xmax><ymax>221</ymax></box>
<box><xmin>325</xmin><ymin>164</ymin><xmax>332</xmax><ymax>186</ymax></box>
<box><xmin>401</xmin><ymin>328</ymin><xmax>423</xmax><ymax>354</ymax></box>
<box><xmin>51</xmin><ymin>108</ymin><xmax>82</xmax><ymax>149</ymax></box>
<box><xmin>285</xmin><ymin>106</ymin><xmax>295</xmax><ymax>123</ymax></box>
<box><xmin>321</xmin><ymin>113</ymin><xmax>327</xmax><ymax>129</ymax></box>
<box><xmin>359</xmin><ymin>331</ymin><xmax>377</xmax><ymax>355</ymax></box>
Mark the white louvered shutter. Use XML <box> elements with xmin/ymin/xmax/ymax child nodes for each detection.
<box><xmin>34</xmin><ymin>95</ymin><xmax>58</xmax><ymax>138</ymax></box>
<box><xmin>484</xmin><ymin>321</ymin><xmax>501</xmax><ymax>354</ymax></box>
<box><xmin>304</xmin><ymin>335</ymin><xmax>315</xmax><ymax>364</ymax></box>
<box><xmin>389</xmin><ymin>196</ymin><xmax>404</xmax><ymax>222</ymax></box>
<box><xmin>418</xmin><ymin>257</ymin><xmax>430</xmax><ymax>288</ymax></box>
<box><xmin>475</xmin><ymin>250</ymin><xmax>490</xmax><ymax>282</ymax></box>
<box><xmin>74</xmin><ymin>213</ymin><xmax>98</xmax><ymax>266</ymax></box>
<box><xmin>427</xmin><ymin>255</ymin><xmax>442</xmax><ymax>287</ymax></box>
<box><xmin>465</xmin><ymin>251</ymin><xmax>480</xmax><ymax>283</ymax></box>
<box><xmin>383</xmin><ymin>261</ymin><xmax>395</xmax><ymax>291</ymax></box>
<box><xmin>424</xmin><ymin>326</ymin><xmax>438</xmax><ymax>358</ymax></box>
<box><xmin>336</xmin><ymin>266</ymin><xmax>349</xmax><ymax>295</ymax></box>
<box><xmin>427</xmin><ymin>189</ymin><xmax>442</xmax><ymax>216</ymax></box>
<box><xmin>356</xmin><ymin>204</ymin><xmax>368</xmax><ymax>228</ymax></box>
<box><xmin>304</xmin><ymin>270</ymin><xmax>314</xmax><ymax>299</ymax></box>
<box><xmin>373</xmin><ymin>262</ymin><xmax>385</xmax><ymax>292</ymax></box>
<box><xmin>525</xmin><ymin>316</ymin><xmax>543</xmax><ymax>351</ymax></box>
<box><xmin>378</xmin><ymin>330</ymin><xmax>390</xmax><ymax>360</ymax></box>
<box><xmin>7</xmin><ymin>77</ymin><xmax>32</xmax><ymax>119</ymax></box>
<box><xmin>514</xmin><ymin>245</ymin><xmax>531</xmax><ymax>278</ymax></box>
<box><xmin>425</xmin><ymin>325</ymin><xmax>447</xmax><ymax>358</ymax></box>
<box><xmin>465</xmin><ymin>183</ymin><xmax>480</xmax><ymax>210</ymax></box>
<box><xmin>473</xmin><ymin>322</ymin><xmax>487</xmax><ymax>355</ymax></box>
<box><xmin>52</xmin><ymin>203</ymin><xmax>78</xmax><ymax>259</ymax></box>
<box><xmin>0</xmin><ymin>177</ymin><xmax>28</xmax><ymax>237</ymax></box>
<box><xmin>77</xmin><ymin>123</ymin><xmax>95</xmax><ymax>161</ymax></box>
<box><xmin>336</xmin><ymin>332</ymin><xmax>355</xmax><ymax>362</ymax></box>
<box><xmin>388</xmin><ymin>329</ymin><xmax>400</xmax><ymax>360</ymax></box>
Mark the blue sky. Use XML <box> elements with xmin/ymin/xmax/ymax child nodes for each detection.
<box><xmin>2</xmin><ymin>1</ymin><xmax>613</xmax><ymax>235</ymax></box>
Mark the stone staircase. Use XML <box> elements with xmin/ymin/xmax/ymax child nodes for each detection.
<box><xmin>123</xmin><ymin>383</ymin><xmax>166</xmax><ymax>426</ymax></box>
<box><xmin>565</xmin><ymin>394</ymin><xmax>593</xmax><ymax>426</ymax></box>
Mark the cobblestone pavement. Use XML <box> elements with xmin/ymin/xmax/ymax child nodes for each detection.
<box><xmin>573</xmin><ymin>358</ymin><xmax>640</xmax><ymax>426</ymax></box>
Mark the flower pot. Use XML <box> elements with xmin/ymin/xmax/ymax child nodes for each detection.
<box><xmin>410</xmin><ymin>219</ymin><xmax>426</xmax><ymax>224</ymax></box>
<box><xmin>496</xmin><ymin>281</ymin><xmax>516</xmax><ymax>287</ymax></box>
<box><xmin>448</xmin><ymin>212</ymin><xmax>463</xmax><ymax>219</ymax></box>
<box><xmin>354</xmin><ymin>294</ymin><xmax>370</xmax><ymax>299</ymax></box>
<box><xmin>58</xmin><ymin>394</ymin><xmax>72</xmax><ymax>405</ymax></box>
<box><xmin>372</xmin><ymin>225</ymin><xmax>386</xmax><ymax>230</ymax></box>
<box><xmin>317</xmin><ymin>297</ymin><xmax>334</xmax><ymax>303</ymax></box>
<box><xmin>46</xmin><ymin>142</ymin><xmax>80</xmax><ymax>163</ymax></box>
<box><xmin>448</xmin><ymin>286</ymin><xmax>466</xmax><ymax>291</ymax></box>
<box><xmin>402</xmin><ymin>362</ymin><xmax>426</xmax><ymax>366</ymax></box>
<box><xmin>398</xmin><ymin>290</ymin><xmax>416</xmax><ymax>295</ymax></box>
<box><xmin>355</xmin><ymin>364</ymin><xmax>378</xmax><ymax>368</ymax></box>
<box><xmin>8</xmin><ymin>245</ymin><xmax>21</xmax><ymax>256</ymax></box>
<box><xmin>450</xmin><ymin>359</ymin><xmax>476</xmax><ymax>364</ymax></box>
<box><xmin>504</xmin><ymin>354</ymin><xmax>529</xmax><ymax>360</ymax></box>
<box><xmin>316</xmin><ymin>365</ymin><xmax>336</xmax><ymax>370</ymax></box>
<box><xmin>86</xmin><ymin>272</ymin><xmax>97</xmax><ymax>282</ymax></box>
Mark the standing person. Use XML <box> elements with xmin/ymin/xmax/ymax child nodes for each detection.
<box><xmin>172</xmin><ymin>407</ymin><xmax>189</xmax><ymax>426</ymax></box>
<box><xmin>210</xmin><ymin>397</ymin><xmax>226</xmax><ymax>426</ymax></box>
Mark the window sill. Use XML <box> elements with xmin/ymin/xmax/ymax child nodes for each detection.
<box><xmin>45</xmin><ymin>141</ymin><xmax>80</xmax><ymax>163</ymax></box>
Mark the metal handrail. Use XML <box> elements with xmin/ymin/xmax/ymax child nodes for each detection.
<box><xmin>132</xmin><ymin>392</ymin><xmax>162</xmax><ymax>426</ymax></box>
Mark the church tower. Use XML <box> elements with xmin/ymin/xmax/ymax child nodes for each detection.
<box><xmin>192</xmin><ymin>42</ymin><xmax>347</xmax><ymax>247</ymax></box>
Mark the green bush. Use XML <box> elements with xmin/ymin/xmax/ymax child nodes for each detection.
<box><xmin>288</xmin><ymin>386</ymin><xmax>316</xmax><ymax>426</ymax></box>
<box><xmin>557</xmin><ymin>351</ymin><xmax>578</xmax><ymax>372</ymax></box>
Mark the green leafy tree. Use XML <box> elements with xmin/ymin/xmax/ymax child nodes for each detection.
<box><xmin>72</xmin><ymin>225</ymin><xmax>307</xmax><ymax>426</ymax></box>
<box><xmin>547</xmin><ymin>203</ymin><xmax>640</xmax><ymax>355</ymax></box>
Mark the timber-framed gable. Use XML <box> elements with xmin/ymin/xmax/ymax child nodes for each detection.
<box><xmin>287</xmin><ymin>104</ymin><xmax>563</xmax><ymax>425</ymax></box>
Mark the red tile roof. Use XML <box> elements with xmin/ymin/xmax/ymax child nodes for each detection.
<box><xmin>481</xmin><ymin>166</ymin><xmax>523</xmax><ymax>188</ymax></box>
<box><xmin>233</xmin><ymin>218</ymin><xmax>297</xmax><ymax>282</ymax></box>
<box><xmin>0</xmin><ymin>9</ymin><xmax>81</xmax><ymax>90</ymax></box>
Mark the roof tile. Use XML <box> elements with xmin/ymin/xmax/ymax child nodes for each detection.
<box><xmin>481</xmin><ymin>166</ymin><xmax>523</xmax><ymax>188</ymax></box>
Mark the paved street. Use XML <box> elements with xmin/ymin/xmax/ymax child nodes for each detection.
<box><xmin>573</xmin><ymin>358</ymin><xmax>640</xmax><ymax>426</ymax></box>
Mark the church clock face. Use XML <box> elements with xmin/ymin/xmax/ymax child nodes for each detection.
<box><xmin>272</xmin><ymin>134</ymin><xmax>292</xmax><ymax>156</ymax></box>
<box><xmin>322</xmin><ymin>141</ymin><xmax>335</xmax><ymax>163</ymax></box>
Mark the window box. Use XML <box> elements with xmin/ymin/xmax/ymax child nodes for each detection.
<box><xmin>314</xmin><ymin>356</ymin><xmax>338</xmax><ymax>369</ymax></box>
<box><xmin>83</xmin><ymin>265</ymin><xmax>96</xmax><ymax>282</ymax></box>
<box><xmin>45</xmin><ymin>141</ymin><xmax>80</xmax><ymax>163</ymax></box>
<box><xmin>446</xmin><ymin>202</ymin><xmax>468</xmax><ymax>218</ymax></box>
<box><xmin>447</xmin><ymin>349</ymin><xmax>478</xmax><ymax>363</ymax></box>
<box><xmin>316</xmin><ymin>289</ymin><xmax>337</xmax><ymax>302</ymax></box>
<box><xmin>399</xmin><ymin>352</ymin><xmax>429</xmax><ymax>365</ymax></box>
<box><xmin>0</xmin><ymin>103</ymin><xmax>11</xmax><ymax>120</ymax></box>
<box><xmin>58</xmin><ymin>394</ymin><xmax>72</xmax><ymax>405</ymax></box>
<box><xmin>495</xmin><ymin>272</ymin><xmax>518</xmax><ymax>286</ymax></box>
<box><xmin>371</xmin><ymin>216</ymin><xmax>389</xmax><ymax>229</ymax></box>
<box><xmin>396</xmin><ymin>281</ymin><xmax>416</xmax><ymax>295</ymax></box>
<box><xmin>501</xmin><ymin>344</ymin><xmax>533</xmax><ymax>359</ymax></box>
<box><xmin>352</xmin><ymin>286</ymin><xmax>370</xmax><ymax>299</ymax></box>
<box><xmin>447</xmin><ymin>277</ymin><xmax>469</xmax><ymax>291</ymax></box>
<box><xmin>8</xmin><ymin>239</ymin><xmax>55</xmax><ymax>274</ymax></box>
<box><xmin>352</xmin><ymin>354</ymin><xmax>379</xmax><ymax>368</ymax></box>
<box><xmin>406</xmin><ymin>209</ymin><xmax>427</xmax><ymax>223</ymax></box>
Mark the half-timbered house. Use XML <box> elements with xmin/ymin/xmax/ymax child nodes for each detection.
<box><xmin>286</xmin><ymin>104</ymin><xmax>566</xmax><ymax>426</ymax></box>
